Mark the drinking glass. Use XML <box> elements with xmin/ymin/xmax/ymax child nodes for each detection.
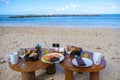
<box><xmin>18</xmin><ymin>48</ymin><xmax>26</xmax><ymax>58</ymax></box>
<box><xmin>66</xmin><ymin>45</ymin><xmax>72</xmax><ymax>55</ymax></box>
<box><xmin>44</xmin><ymin>41</ymin><xmax>50</xmax><ymax>55</ymax></box>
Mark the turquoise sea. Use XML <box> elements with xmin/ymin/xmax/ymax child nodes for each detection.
<box><xmin>0</xmin><ymin>14</ymin><xmax>120</xmax><ymax>28</ymax></box>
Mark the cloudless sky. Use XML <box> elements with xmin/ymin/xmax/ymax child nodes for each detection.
<box><xmin>0</xmin><ymin>0</ymin><xmax>120</xmax><ymax>15</ymax></box>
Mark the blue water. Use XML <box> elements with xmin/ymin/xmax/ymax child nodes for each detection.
<box><xmin>0</xmin><ymin>14</ymin><xmax>120</xmax><ymax>28</ymax></box>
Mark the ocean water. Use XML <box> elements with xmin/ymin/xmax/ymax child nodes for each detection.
<box><xmin>0</xmin><ymin>14</ymin><xmax>120</xmax><ymax>28</ymax></box>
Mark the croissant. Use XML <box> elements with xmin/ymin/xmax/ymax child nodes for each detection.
<box><xmin>26</xmin><ymin>50</ymin><xmax>36</xmax><ymax>55</ymax></box>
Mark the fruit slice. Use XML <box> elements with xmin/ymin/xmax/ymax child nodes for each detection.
<box><xmin>82</xmin><ymin>53</ymin><xmax>89</xmax><ymax>58</ymax></box>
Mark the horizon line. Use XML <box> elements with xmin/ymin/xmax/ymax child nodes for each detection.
<box><xmin>0</xmin><ymin>13</ymin><xmax>120</xmax><ymax>15</ymax></box>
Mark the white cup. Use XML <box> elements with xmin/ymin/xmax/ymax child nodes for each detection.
<box><xmin>93</xmin><ymin>52</ymin><xmax>102</xmax><ymax>65</ymax></box>
<box><xmin>9</xmin><ymin>52</ymin><xmax>18</xmax><ymax>64</ymax></box>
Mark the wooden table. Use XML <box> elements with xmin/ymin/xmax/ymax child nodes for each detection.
<box><xmin>9</xmin><ymin>58</ymin><xmax>55</xmax><ymax>80</ymax></box>
<box><xmin>8</xmin><ymin>48</ymin><xmax>56</xmax><ymax>80</ymax></box>
<box><xmin>60</xmin><ymin>51</ymin><xmax>106</xmax><ymax>80</ymax></box>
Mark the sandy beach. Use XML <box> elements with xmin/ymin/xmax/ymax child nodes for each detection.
<box><xmin>0</xmin><ymin>27</ymin><xmax>120</xmax><ymax>80</ymax></box>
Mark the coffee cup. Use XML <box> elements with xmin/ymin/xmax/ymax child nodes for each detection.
<box><xmin>9</xmin><ymin>52</ymin><xmax>18</xmax><ymax>64</ymax></box>
<box><xmin>93</xmin><ymin>52</ymin><xmax>102</xmax><ymax>65</ymax></box>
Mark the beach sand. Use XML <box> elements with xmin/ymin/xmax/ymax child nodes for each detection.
<box><xmin>0</xmin><ymin>27</ymin><xmax>120</xmax><ymax>80</ymax></box>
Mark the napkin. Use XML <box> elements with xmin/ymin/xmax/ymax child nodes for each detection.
<box><xmin>76</xmin><ymin>57</ymin><xmax>86</xmax><ymax>66</ymax></box>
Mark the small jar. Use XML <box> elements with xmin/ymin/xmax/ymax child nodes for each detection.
<box><xmin>35</xmin><ymin>44</ymin><xmax>42</xmax><ymax>51</ymax></box>
<box><xmin>35</xmin><ymin>44</ymin><xmax>42</xmax><ymax>60</ymax></box>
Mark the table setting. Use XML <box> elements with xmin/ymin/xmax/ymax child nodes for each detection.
<box><xmin>58</xmin><ymin>45</ymin><xmax>106</xmax><ymax>80</ymax></box>
<box><xmin>8</xmin><ymin>43</ymin><xmax>106</xmax><ymax>80</ymax></box>
<box><xmin>62</xmin><ymin>45</ymin><xmax>103</xmax><ymax>67</ymax></box>
<box><xmin>8</xmin><ymin>42</ymin><xmax>103</xmax><ymax>68</ymax></box>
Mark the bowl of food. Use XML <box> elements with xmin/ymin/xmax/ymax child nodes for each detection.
<box><xmin>41</xmin><ymin>53</ymin><xmax>64</xmax><ymax>64</ymax></box>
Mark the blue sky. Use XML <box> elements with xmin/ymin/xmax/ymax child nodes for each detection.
<box><xmin>0</xmin><ymin>0</ymin><xmax>120</xmax><ymax>15</ymax></box>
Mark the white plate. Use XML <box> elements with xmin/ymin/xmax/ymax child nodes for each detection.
<box><xmin>41</xmin><ymin>53</ymin><xmax>64</xmax><ymax>64</ymax></box>
<box><xmin>72</xmin><ymin>57</ymin><xmax>93</xmax><ymax>67</ymax></box>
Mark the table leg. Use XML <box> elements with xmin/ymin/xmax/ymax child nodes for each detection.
<box><xmin>90</xmin><ymin>72</ymin><xmax>99</xmax><ymax>80</ymax></box>
<box><xmin>21</xmin><ymin>71</ymin><xmax>35</xmax><ymax>80</ymax></box>
<box><xmin>65</xmin><ymin>69</ymin><xmax>73</xmax><ymax>80</ymax></box>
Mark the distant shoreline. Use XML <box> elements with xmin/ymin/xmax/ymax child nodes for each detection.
<box><xmin>9</xmin><ymin>14</ymin><xmax>100</xmax><ymax>18</ymax></box>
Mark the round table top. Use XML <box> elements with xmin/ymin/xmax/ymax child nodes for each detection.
<box><xmin>60</xmin><ymin>51</ymin><xmax>106</xmax><ymax>72</ymax></box>
<box><xmin>8</xmin><ymin>48</ymin><xmax>55</xmax><ymax>72</ymax></box>
<box><xmin>9</xmin><ymin>58</ymin><xmax>52</xmax><ymax>72</ymax></box>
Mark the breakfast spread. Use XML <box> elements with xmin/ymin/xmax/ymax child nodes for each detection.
<box><xmin>42</xmin><ymin>53</ymin><xmax>60</xmax><ymax>63</ymax></box>
<box><xmin>18</xmin><ymin>45</ymin><xmax>91</xmax><ymax>67</ymax></box>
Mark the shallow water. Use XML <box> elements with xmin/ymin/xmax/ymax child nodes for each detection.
<box><xmin>0</xmin><ymin>14</ymin><xmax>120</xmax><ymax>28</ymax></box>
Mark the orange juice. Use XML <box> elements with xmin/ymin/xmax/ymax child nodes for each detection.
<box><xmin>44</xmin><ymin>49</ymin><xmax>50</xmax><ymax>55</ymax></box>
